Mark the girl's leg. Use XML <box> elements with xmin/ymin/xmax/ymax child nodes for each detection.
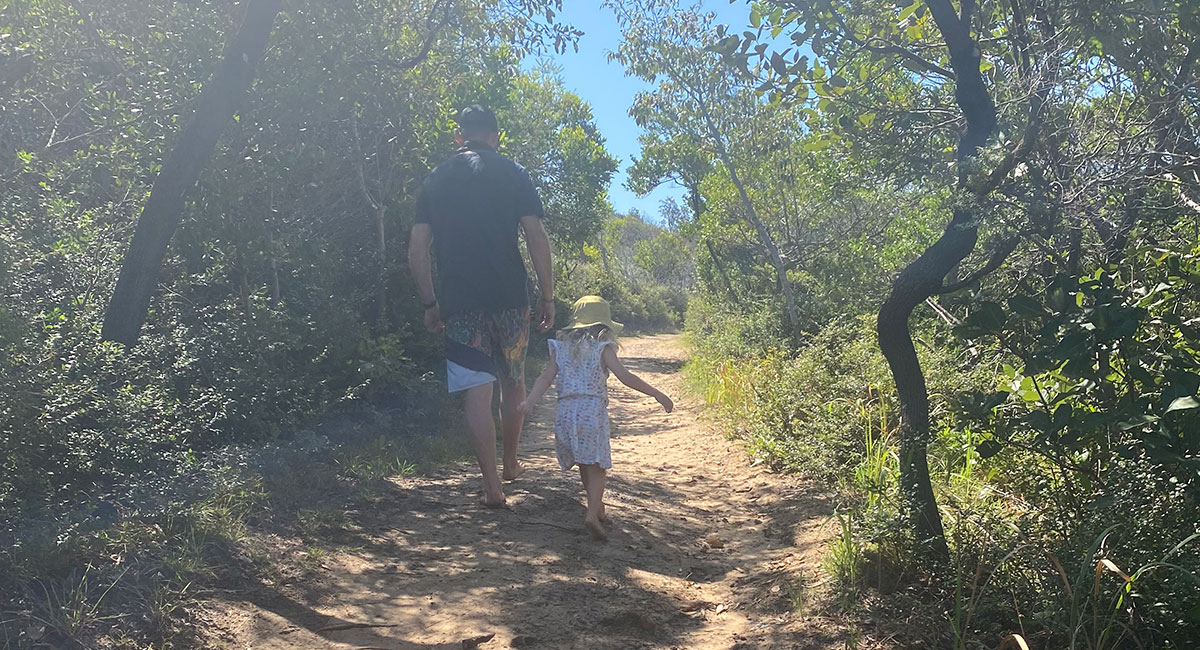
<box><xmin>578</xmin><ymin>464</ymin><xmax>608</xmax><ymax>540</ymax></box>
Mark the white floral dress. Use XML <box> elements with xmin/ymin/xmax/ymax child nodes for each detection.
<box><xmin>548</xmin><ymin>339</ymin><xmax>613</xmax><ymax>471</ymax></box>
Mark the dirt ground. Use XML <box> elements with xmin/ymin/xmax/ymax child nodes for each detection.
<box><xmin>200</xmin><ymin>334</ymin><xmax>848</xmax><ymax>649</ymax></box>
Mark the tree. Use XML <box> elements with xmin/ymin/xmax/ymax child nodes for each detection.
<box><xmin>505</xmin><ymin>71</ymin><xmax>618</xmax><ymax>251</ymax></box>
<box><xmin>612</xmin><ymin>4</ymin><xmax>802</xmax><ymax>333</ymax></box>
<box><xmin>722</xmin><ymin>0</ymin><xmax>1198</xmax><ymax>561</ymax></box>
<box><xmin>102</xmin><ymin>0</ymin><xmax>283</xmax><ymax>345</ymax></box>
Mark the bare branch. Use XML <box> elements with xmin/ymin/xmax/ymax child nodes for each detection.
<box><xmin>935</xmin><ymin>236</ymin><xmax>1020</xmax><ymax>295</ymax></box>
<box><xmin>349</xmin><ymin>0</ymin><xmax>451</xmax><ymax>71</ymax></box>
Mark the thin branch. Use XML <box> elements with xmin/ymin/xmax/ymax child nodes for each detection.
<box><xmin>351</xmin><ymin>114</ymin><xmax>380</xmax><ymax>212</ymax></box>
<box><xmin>976</xmin><ymin>66</ymin><xmax>1056</xmax><ymax>196</ymax></box>
<box><xmin>818</xmin><ymin>0</ymin><xmax>955</xmax><ymax>79</ymax></box>
<box><xmin>925</xmin><ymin>297</ymin><xmax>961</xmax><ymax>326</ymax></box>
<box><xmin>349</xmin><ymin>0</ymin><xmax>450</xmax><ymax>71</ymax></box>
<box><xmin>46</xmin><ymin>107</ymin><xmax>171</xmax><ymax>150</ymax></box>
<box><xmin>859</xmin><ymin>37</ymin><xmax>955</xmax><ymax>79</ymax></box>
<box><xmin>935</xmin><ymin>236</ymin><xmax>1020</xmax><ymax>295</ymax></box>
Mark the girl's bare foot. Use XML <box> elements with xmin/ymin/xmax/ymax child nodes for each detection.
<box><xmin>502</xmin><ymin>463</ymin><xmax>527</xmax><ymax>482</ymax></box>
<box><xmin>584</xmin><ymin>513</ymin><xmax>608</xmax><ymax>541</ymax></box>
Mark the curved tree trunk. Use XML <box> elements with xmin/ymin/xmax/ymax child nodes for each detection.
<box><xmin>102</xmin><ymin>0</ymin><xmax>282</xmax><ymax>346</ymax></box>
<box><xmin>877</xmin><ymin>210</ymin><xmax>978</xmax><ymax>559</ymax></box>
<box><xmin>876</xmin><ymin>0</ymin><xmax>998</xmax><ymax>560</ymax></box>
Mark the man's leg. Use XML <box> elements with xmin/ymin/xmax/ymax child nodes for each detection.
<box><xmin>492</xmin><ymin>307</ymin><xmax>531</xmax><ymax>482</ymax></box>
<box><xmin>499</xmin><ymin>376</ymin><xmax>526</xmax><ymax>481</ymax></box>
<box><xmin>464</xmin><ymin>382</ymin><xmax>505</xmax><ymax>507</ymax></box>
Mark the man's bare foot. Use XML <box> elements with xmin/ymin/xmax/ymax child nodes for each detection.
<box><xmin>584</xmin><ymin>513</ymin><xmax>608</xmax><ymax>541</ymax></box>
<box><xmin>480</xmin><ymin>494</ymin><xmax>507</xmax><ymax>509</ymax></box>
<box><xmin>502</xmin><ymin>463</ymin><xmax>527</xmax><ymax>482</ymax></box>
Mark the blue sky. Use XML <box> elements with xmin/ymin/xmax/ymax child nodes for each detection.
<box><xmin>525</xmin><ymin>1</ymin><xmax>756</xmax><ymax>220</ymax></box>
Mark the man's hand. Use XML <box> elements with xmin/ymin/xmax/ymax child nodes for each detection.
<box><xmin>516</xmin><ymin>399</ymin><xmax>531</xmax><ymax>416</ymax></box>
<box><xmin>424</xmin><ymin>305</ymin><xmax>444</xmax><ymax>333</ymax></box>
<box><xmin>536</xmin><ymin>298</ymin><xmax>555</xmax><ymax>332</ymax></box>
<box><xmin>656</xmin><ymin>394</ymin><xmax>674</xmax><ymax>413</ymax></box>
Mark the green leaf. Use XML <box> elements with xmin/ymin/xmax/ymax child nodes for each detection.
<box><xmin>1167</xmin><ymin>396</ymin><xmax>1200</xmax><ymax>413</ymax></box>
<box><xmin>976</xmin><ymin>439</ymin><xmax>1003</xmax><ymax>459</ymax></box>
<box><xmin>770</xmin><ymin>51</ymin><xmax>788</xmax><ymax>75</ymax></box>
<box><xmin>1025</xmin><ymin>410</ymin><xmax>1052</xmax><ymax>432</ymax></box>
<box><xmin>965</xmin><ymin>301</ymin><xmax>1006</xmax><ymax>332</ymax></box>
<box><xmin>750</xmin><ymin>6</ymin><xmax>761</xmax><ymax>28</ymax></box>
<box><xmin>828</xmin><ymin>74</ymin><xmax>848</xmax><ymax>88</ymax></box>
<box><xmin>802</xmin><ymin>137</ymin><xmax>833</xmax><ymax>152</ymax></box>
<box><xmin>1008</xmin><ymin>295</ymin><xmax>1045</xmax><ymax>318</ymax></box>
<box><xmin>1117</xmin><ymin>414</ymin><xmax>1158</xmax><ymax>431</ymax></box>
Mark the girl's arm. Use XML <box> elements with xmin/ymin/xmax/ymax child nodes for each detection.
<box><xmin>518</xmin><ymin>347</ymin><xmax>558</xmax><ymax>415</ymax></box>
<box><xmin>601</xmin><ymin>345</ymin><xmax>674</xmax><ymax>413</ymax></box>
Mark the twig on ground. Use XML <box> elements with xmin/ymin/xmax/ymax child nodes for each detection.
<box><xmin>515</xmin><ymin>518</ymin><xmax>580</xmax><ymax>533</ymax></box>
<box><xmin>316</xmin><ymin>622</ymin><xmax>399</xmax><ymax>632</ymax></box>
<box><xmin>461</xmin><ymin>633</ymin><xmax>496</xmax><ymax>648</ymax></box>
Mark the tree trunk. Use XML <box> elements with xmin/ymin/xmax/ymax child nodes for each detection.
<box><xmin>704</xmin><ymin>239</ymin><xmax>738</xmax><ymax>305</ymax></box>
<box><xmin>877</xmin><ymin>212</ymin><xmax>977</xmax><ymax>560</ymax></box>
<box><xmin>698</xmin><ymin>105</ymin><xmax>799</xmax><ymax>332</ymax></box>
<box><xmin>705</xmin><ymin>141</ymin><xmax>797</xmax><ymax>331</ymax></box>
<box><xmin>101</xmin><ymin>0</ymin><xmax>282</xmax><ymax>345</ymax></box>
<box><xmin>720</xmin><ymin>150</ymin><xmax>798</xmax><ymax>332</ymax></box>
<box><xmin>266</xmin><ymin>206</ymin><xmax>282</xmax><ymax>305</ymax></box>
<box><xmin>598</xmin><ymin>238</ymin><xmax>611</xmax><ymax>274</ymax></box>
<box><xmin>875</xmin><ymin>0</ymin><xmax>998</xmax><ymax>561</ymax></box>
<box><xmin>376</xmin><ymin>202</ymin><xmax>388</xmax><ymax>324</ymax></box>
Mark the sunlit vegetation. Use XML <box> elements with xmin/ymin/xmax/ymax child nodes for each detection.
<box><xmin>2</xmin><ymin>0</ymin><xmax>1197</xmax><ymax>647</ymax></box>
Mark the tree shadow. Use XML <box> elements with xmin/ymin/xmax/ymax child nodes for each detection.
<box><xmin>213</xmin><ymin>425</ymin><xmax>753</xmax><ymax>648</ymax></box>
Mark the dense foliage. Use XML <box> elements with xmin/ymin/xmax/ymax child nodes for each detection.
<box><xmin>0</xmin><ymin>1</ymin><xmax>681</xmax><ymax>645</ymax></box>
<box><xmin>3</xmin><ymin>0</ymin><xmax>1197</xmax><ymax>648</ymax></box>
<box><xmin>611</xmin><ymin>0</ymin><xmax>1200</xmax><ymax>647</ymax></box>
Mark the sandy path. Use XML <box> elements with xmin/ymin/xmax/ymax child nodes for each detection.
<box><xmin>203</xmin><ymin>335</ymin><xmax>839</xmax><ymax>649</ymax></box>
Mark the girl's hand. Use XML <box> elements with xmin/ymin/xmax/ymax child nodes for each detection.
<box><xmin>657</xmin><ymin>394</ymin><xmax>674</xmax><ymax>413</ymax></box>
<box><xmin>517</xmin><ymin>400</ymin><xmax>531</xmax><ymax>415</ymax></box>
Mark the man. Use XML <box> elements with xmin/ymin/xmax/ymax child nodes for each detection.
<box><xmin>408</xmin><ymin>105</ymin><xmax>555</xmax><ymax>508</ymax></box>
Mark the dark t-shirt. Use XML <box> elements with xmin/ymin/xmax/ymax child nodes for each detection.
<box><xmin>415</xmin><ymin>143</ymin><xmax>544</xmax><ymax>316</ymax></box>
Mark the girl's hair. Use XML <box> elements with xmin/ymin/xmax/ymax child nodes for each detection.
<box><xmin>558</xmin><ymin>324</ymin><xmax>619</xmax><ymax>362</ymax></box>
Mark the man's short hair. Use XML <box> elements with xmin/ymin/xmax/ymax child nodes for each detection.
<box><xmin>457</xmin><ymin>105</ymin><xmax>499</xmax><ymax>139</ymax></box>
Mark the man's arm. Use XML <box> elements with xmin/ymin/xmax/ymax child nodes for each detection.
<box><xmin>407</xmin><ymin>223</ymin><xmax>443</xmax><ymax>333</ymax></box>
<box><xmin>521</xmin><ymin>215</ymin><xmax>555</xmax><ymax>332</ymax></box>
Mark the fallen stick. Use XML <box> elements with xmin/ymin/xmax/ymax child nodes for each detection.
<box><xmin>515</xmin><ymin>519</ymin><xmax>578</xmax><ymax>533</ymax></box>
<box><xmin>461</xmin><ymin>632</ymin><xmax>495</xmax><ymax>648</ymax></box>
<box><xmin>316</xmin><ymin>622</ymin><xmax>399</xmax><ymax>632</ymax></box>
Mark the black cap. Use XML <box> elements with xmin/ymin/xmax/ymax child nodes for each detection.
<box><xmin>457</xmin><ymin>105</ymin><xmax>498</xmax><ymax>133</ymax></box>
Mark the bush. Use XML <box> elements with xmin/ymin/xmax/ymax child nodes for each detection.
<box><xmin>688</xmin><ymin>305</ymin><xmax>1200</xmax><ymax>647</ymax></box>
<box><xmin>555</xmin><ymin>261</ymin><xmax>684</xmax><ymax>333</ymax></box>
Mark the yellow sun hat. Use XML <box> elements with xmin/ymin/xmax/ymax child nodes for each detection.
<box><xmin>562</xmin><ymin>295</ymin><xmax>623</xmax><ymax>337</ymax></box>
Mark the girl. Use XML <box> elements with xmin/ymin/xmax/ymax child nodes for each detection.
<box><xmin>519</xmin><ymin>296</ymin><xmax>673</xmax><ymax>540</ymax></box>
